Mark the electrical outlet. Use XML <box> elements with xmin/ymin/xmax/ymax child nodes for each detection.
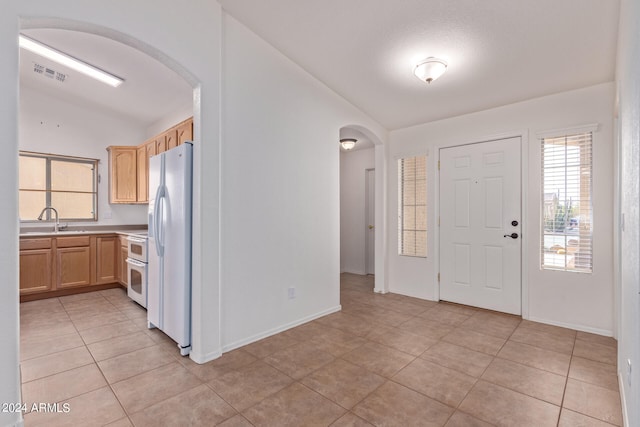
<box><xmin>627</xmin><ymin>359</ymin><xmax>632</xmax><ymax>387</ymax></box>
<box><xmin>288</xmin><ymin>287</ymin><xmax>296</xmax><ymax>299</ymax></box>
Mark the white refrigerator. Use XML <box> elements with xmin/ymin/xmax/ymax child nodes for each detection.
<box><xmin>148</xmin><ymin>142</ymin><xmax>193</xmax><ymax>356</ymax></box>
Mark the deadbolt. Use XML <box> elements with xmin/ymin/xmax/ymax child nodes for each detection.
<box><xmin>511</xmin><ymin>220</ymin><xmax>519</xmax><ymax>227</ymax></box>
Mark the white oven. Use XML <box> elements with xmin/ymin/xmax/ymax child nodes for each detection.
<box><xmin>127</xmin><ymin>236</ymin><xmax>148</xmax><ymax>262</ymax></box>
<box><xmin>126</xmin><ymin>235</ymin><xmax>148</xmax><ymax>308</ymax></box>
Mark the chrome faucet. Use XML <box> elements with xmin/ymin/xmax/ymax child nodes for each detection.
<box><xmin>37</xmin><ymin>207</ymin><xmax>60</xmax><ymax>232</ymax></box>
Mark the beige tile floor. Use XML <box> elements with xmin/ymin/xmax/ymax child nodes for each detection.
<box><xmin>19</xmin><ymin>273</ymin><xmax>623</xmax><ymax>426</ymax></box>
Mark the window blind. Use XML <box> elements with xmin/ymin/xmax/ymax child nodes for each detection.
<box><xmin>398</xmin><ymin>155</ymin><xmax>427</xmax><ymax>257</ymax></box>
<box><xmin>19</xmin><ymin>151</ymin><xmax>98</xmax><ymax>221</ymax></box>
<box><xmin>541</xmin><ymin>132</ymin><xmax>592</xmax><ymax>273</ymax></box>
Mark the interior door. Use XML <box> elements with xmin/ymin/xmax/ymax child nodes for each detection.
<box><xmin>439</xmin><ymin>137</ymin><xmax>522</xmax><ymax>315</ymax></box>
<box><xmin>365</xmin><ymin>168</ymin><xmax>375</xmax><ymax>275</ymax></box>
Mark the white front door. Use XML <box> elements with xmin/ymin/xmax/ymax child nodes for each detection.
<box><xmin>365</xmin><ymin>168</ymin><xmax>375</xmax><ymax>275</ymax></box>
<box><xmin>439</xmin><ymin>137</ymin><xmax>522</xmax><ymax>315</ymax></box>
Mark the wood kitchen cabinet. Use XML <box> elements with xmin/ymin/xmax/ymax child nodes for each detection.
<box><xmin>57</xmin><ymin>236</ymin><xmax>91</xmax><ymax>289</ymax></box>
<box><xmin>166</xmin><ymin>129</ymin><xmax>178</xmax><ymax>151</ymax></box>
<box><xmin>20</xmin><ymin>233</ymin><xmax>129</xmax><ymax>301</ymax></box>
<box><xmin>96</xmin><ymin>236</ymin><xmax>117</xmax><ymax>284</ymax></box>
<box><xmin>136</xmin><ymin>145</ymin><xmax>148</xmax><ymax>203</ymax></box>
<box><xmin>118</xmin><ymin>235</ymin><xmax>129</xmax><ymax>287</ymax></box>
<box><xmin>19</xmin><ymin>238</ymin><xmax>53</xmax><ymax>295</ymax></box>
<box><xmin>107</xmin><ymin>146</ymin><xmax>138</xmax><ymax>204</ymax></box>
<box><xmin>176</xmin><ymin>118</ymin><xmax>193</xmax><ymax>146</ymax></box>
<box><xmin>155</xmin><ymin>134</ymin><xmax>167</xmax><ymax>154</ymax></box>
<box><xmin>106</xmin><ymin>117</ymin><xmax>192</xmax><ymax>205</ymax></box>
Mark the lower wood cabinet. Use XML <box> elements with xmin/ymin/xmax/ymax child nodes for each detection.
<box><xmin>57</xmin><ymin>246</ymin><xmax>92</xmax><ymax>289</ymax></box>
<box><xmin>20</xmin><ymin>233</ymin><xmax>128</xmax><ymax>299</ymax></box>
<box><xmin>96</xmin><ymin>236</ymin><xmax>117</xmax><ymax>284</ymax></box>
<box><xmin>20</xmin><ymin>249</ymin><xmax>53</xmax><ymax>294</ymax></box>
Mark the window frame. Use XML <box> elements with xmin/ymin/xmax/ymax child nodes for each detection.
<box><xmin>539</xmin><ymin>129</ymin><xmax>594</xmax><ymax>273</ymax></box>
<box><xmin>19</xmin><ymin>151</ymin><xmax>99</xmax><ymax>222</ymax></box>
<box><xmin>398</xmin><ymin>154</ymin><xmax>427</xmax><ymax>258</ymax></box>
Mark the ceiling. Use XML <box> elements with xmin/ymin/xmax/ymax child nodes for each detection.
<box><xmin>19</xmin><ymin>29</ymin><xmax>192</xmax><ymax>126</ymax></box>
<box><xmin>218</xmin><ymin>0</ymin><xmax>620</xmax><ymax>130</ymax></box>
<box><xmin>19</xmin><ymin>1</ymin><xmax>620</xmax><ymax>132</ymax></box>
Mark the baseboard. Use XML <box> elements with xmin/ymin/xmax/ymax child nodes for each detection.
<box><xmin>618</xmin><ymin>372</ymin><xmax>629</xmax><ymax>427</ymax></box>
<box><xmin>221</xmin><ymin>305</ymin><xmax>342</xmax><ymax>353</ymax></box>
<box><xmin>527</xmin><ymin>316</ymin><xmax>614</xmax><ymax>337</ymax></box>
<box><xmin>341</xmin><ymin>269</ymin><xmax>366</xmax><ymax>276</ymax></box>
<box><xmin>189</xmin><ymin>348</ymin><xmax>222</xmax><ymax>365</ymax></box>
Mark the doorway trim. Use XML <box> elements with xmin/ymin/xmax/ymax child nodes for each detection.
<box><xmin>434</xmin><ymin>130</ymin><xmax>530</xmax><ymax>319</ymax></box>
<box><xmin>365</xmin><ymin>167</ymin><xmax>375</xmax><ymax>275</ymax></box>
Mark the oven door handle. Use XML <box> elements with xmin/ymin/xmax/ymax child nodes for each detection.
<box><xmin>126</xmin><ymin>258</ymin><xmax>146</xmax><ymax>268</ymax></box>
<box><xmin>127</xmin><ymin>236</ymin><xmax>147</xmax><ymax>244</ymax></box>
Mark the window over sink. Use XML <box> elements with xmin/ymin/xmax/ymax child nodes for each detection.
<box><xmin>19</xmin><ymin>151</ymin><xmax>98</xmax><ymax>221</ymax></box>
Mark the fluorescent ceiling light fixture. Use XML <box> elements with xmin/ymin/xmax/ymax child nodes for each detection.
<box><xmin>19</xmin><ymin>34</ymin><xmax>124</xmax><ymax>87</ymax></box>
<box><xmin>340</xmin><ymin>138</ymin><xmax>357</xmax><ymax>150</ymax></box>
<box><xmin>414</xmin><ymin>57</ymin><xmax>447</xmax><ymax>84</ymax></box>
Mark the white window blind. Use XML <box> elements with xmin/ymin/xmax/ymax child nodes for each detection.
<box><xmin>541</xmin><ymin>132</ymin><xmax>592</xmax><ymax>273</ymax></box>
<box><xmin>398</xmin><ymin>155</ymin><xmax>427</xmax><ymax>257</ymax></box>
<box><xmin>19</xmin><ymin>151</ymin><xmax>98</xmax><ymax>221</ymax></box>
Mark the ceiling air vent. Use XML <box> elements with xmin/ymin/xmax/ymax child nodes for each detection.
<box><xmin>33</xmin><ymin>62</ymin><xmax>66</xmax><ymax>83</ymax></box>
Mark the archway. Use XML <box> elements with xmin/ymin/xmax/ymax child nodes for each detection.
<box><xmin>339</xmin><ymin>124</ymin><xmax>387</xmax><ymax>294</ymax></box>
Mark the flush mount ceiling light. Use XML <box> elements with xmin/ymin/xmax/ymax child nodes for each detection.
<box><xmin>19</xmin><ymin>34</ymin><xmax>124</xmax><ymax>87</ymax></box>
<box><xmin>340</xmin><ymin>138</ymin><xmax>357</xmax><ymax>150</ymax></box>
<box><xmin>413</xmin><ymin>57</ymin><xmax>447</xmax><ymax>84</ymax></box>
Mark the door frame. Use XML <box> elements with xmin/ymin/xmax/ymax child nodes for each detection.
<box><xmin>434</xmin><ymin>131</ymin><xmax>530</xmax><ymax>319</ymax></box>
<box><xmin>365</xmin><ymin>168</ymin><xmax>375</xmax><ymax>275</ymax></box>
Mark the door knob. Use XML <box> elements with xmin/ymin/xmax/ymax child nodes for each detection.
<box><xmin>503</xmin><ymin>233</ymin><xmax>518</xmax><ymax>239</ymax></box>
<box><xmin>368</xmin><ymin>225</ymin><xmax>374</xmax><ymax>230</ymax></box>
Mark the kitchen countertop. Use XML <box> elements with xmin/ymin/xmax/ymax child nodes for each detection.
<box><xmin>20</xmin><ymin>226</ymin><xmax>147</xmax><ymax>238</ymax></box>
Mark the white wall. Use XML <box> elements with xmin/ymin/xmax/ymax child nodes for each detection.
<box><xmin>340</xmin><ymin>147</ymin><xmax>375</xmax><ymax>274</ymax></box>
<box><xmin>220</xmin><ymin>14</ymin><xmax>386</xmax><ymax>350</ymax></box>
<box><xmin>616</xmin><ymin>0</ymin><xmax>640</xmax><ymax>424</ymax></box>
<box><xmin>387</xmin><ymin>82</ymin><xmax>615</xmax><ymax>335</ymax></box>
<box><xmin>19</xmin><ymin>85</ymin><xmax>148</xmax><ymax>226</ymax></box>
<box><xmin>2</xmin><ymin>1</ymin><xmax>222</xmax><ymax>424</ymax></box>
<box><xmin>146</xmin><ymin>104</ymin><xmax>193</xmax><ymax>139</ymax></box>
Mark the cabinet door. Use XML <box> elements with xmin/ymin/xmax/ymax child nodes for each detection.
<box><xmin>20</xmin><ymin>249</ymin><xmax>53</xmax><ymax>294</ymax></box>
<box><xmin>166</xmin><ymin>129</ymin><xmax>178</xmax><ymax>151</ymax></box>
<box><xmin>108</xmin><ymin>147</ymin><xmax>138</xmax><ymax>203</ymax></box>
<box><xmin>96</xmin><ymin>237</ymin><xmax>117</xmax><ymax>284</ymax></box>
<box><xmin>57</xmin><ymin>247</ymin><xmax>91</xmax><ymax>288</ymax></box>
<box><xmin>136</xmin><ymin>145</ymin><xmax>148</xmax><ymax>203</ymax></box>
<box><xmin>177</xmin><ymin>119</ymin><xmax>193</xmax><ymax>146</ymax></box>
<box><xmin>155</xmin><ymin>135</ymin><xmax>167</xmax><ymax>154</ymax></box>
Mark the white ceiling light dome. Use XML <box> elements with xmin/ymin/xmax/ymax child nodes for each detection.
<box><xmin>340</xmin><ymin>138</ymin><xmax>357</xmax><ymax>150</ymax></box>
<box><xmin>414</xmin><ymin>57</ymin><xmax>448</xmax><ymax>84</ymax></box>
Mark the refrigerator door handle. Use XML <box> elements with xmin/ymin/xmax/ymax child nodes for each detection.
<box><xmin>153</xmin><ymin>185</ymin><xmax>165</xmax><ymax>257</ymax></box>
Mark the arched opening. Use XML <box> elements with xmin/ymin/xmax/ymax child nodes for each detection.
<box><xmin>339</xmin><ymin>124</ymin><xmax>386</xmax><ymax>298</ymax></box>
<box><xmin>13</xmin><ymin>18</ymin><xmax>214</xmax><ymax>420</ymax></box>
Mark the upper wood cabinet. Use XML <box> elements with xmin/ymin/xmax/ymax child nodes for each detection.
<box><xmin>176</xmin><ymin>119</ymin><xmax>193</xmax><ymax>146</ymax></box>
<box><xmin>155</xmin><ymin>134</ymin><xmax>167</xmax><ymax>154</ymax></box>
<box><xmin>166</xmin><ymin>129</ymin><xmax>178</xmax><ymax>151</ymax></box>
<box><xmin>107</xmin><ymin>117</ymin><xmax>193</xmax><ymax>205</ymax></box>
<box><xmin>107</xmin><ymin>146</ymin><xmax>138</xmax><ymax>204</ymax></box>
<box><xmin>136</xmin><ymin>145</ymin><xmax>148</xmax><ymax>203</ymax></box>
